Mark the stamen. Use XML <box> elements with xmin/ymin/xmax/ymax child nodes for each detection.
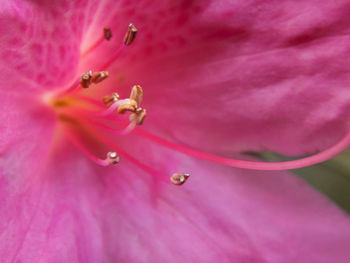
<box><xmin>104</xmin><ymin>27</ymin><xmax>112</xmax><ymax>40</ymax></box>
<box><xmin>131</xmin><ymin>127</ymin><xmax>350</xmax><ymax>171</ymax></box>
<box><xmin>123</xmin><ymin>23</ymin><xmax>138</xmax><ymax>46</ymax></box>
<box><xmin>79</xmin><ymin>70</ymin><xmax>109</xmax><ymax>89</ymax></box>
<box><xmin>117</xmin><ymin>100</ymin><xmax>137</xmax><ymax>114</ymax></box>
<box><xmin>117</xmin><ymin>85</ymin><xmax>146</xmax><ymax>125</ymax></box>
<box><xmin>103</xmin><ymin>92</ymin><xmax>120</xmax><ymax>107</ymax></box>
<box><xmin>100</xmin><ymin>98</ymin><xmax>133</xmax><ymax>116</ymax></box>
<box><xmin>99</xmin><ymin>23</ymin><xmax>138</xmax><ymax>69</ymax></box>
<box><xmin>100</xmin><ymin>86</ymin><xmax>146</xmax><ymax>124</ymax></box>
<box><xmin>170</xmin><ymin>173</ymin><xmax>190</xmax><ymax>185</ymax></box>
<box><xmin>80</xmin><ymin>70</ymin><xmax>93</xmax><ymax>89</ymax></box>
<box><xmin>107</xmin><ymin>151</ymin><xmax>120</xmax><ymax>164</ymax></box>
<box><xmin>130</xmin><ymin>85</ymin><xmax>143</xmax><ymax>106</ymax></box>
<box><xmin>91</xmin><ymin>71</ymin><xmax>109</xmax><ymax>84</ymax></box>
<box><xmin>84</xmin><ymin>124</ymin><xmax>169</xmax><ymax>183</ymax></box>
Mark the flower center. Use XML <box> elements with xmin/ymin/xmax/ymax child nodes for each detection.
<box><xmin>44</xmin><ymin>24</ymin><xmax>190</xmax><ymax>186</ymax></box>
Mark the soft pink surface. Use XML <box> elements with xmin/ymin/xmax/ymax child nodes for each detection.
<box><xmin>2</xmin><ymin>138</ymin><xmax>350</xmax><ymax>262</ymax></box>
<box><xmin>1</xmin><ymin>0</ymin><xmax>350</xmax><ymax>262</ymax></box>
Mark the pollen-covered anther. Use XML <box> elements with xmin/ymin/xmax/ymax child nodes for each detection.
<box><xmin>79</xmin><ymin>70</ymin><xmax>109</xmax><ymax>89</ymax></box>
<box><xmin>91</xmin><ymin>71</ymin><xmax>109</xmax><ymax>84</ymax></box>
<box><xmin>103</xmin><ymin>92</ymin><xmax>120</xmax><ymax>107</ymax></box>
<box><xmin>80</xmin><ymin>70</ymin><xmax>93</xmax><ymax>88</ymax></box>
<box><xmin>123</xmin><ymin>23</ymin><xmax>138</xmax><ymax>46</ymax></box>
<box><xmin>170</xmin><ymin>173</ymin><xmax>190</xmax><ymax>186</ymax></box>
<box><xmin>117</xmin><ymin>100</ymin><xmax>137</xmax><ymax>114</ymax></box>
<box><xmin>107</xmin><ymin>151</ymin><xmax>120</xmax><ymax>165</ymax></box>
<box><xmin>130</xmin><ymin>85</ymin><xmax>143</xmax><ymax>106</ymax></box>
<box><xmin>103</xmin><ymin>27</ymin><xmax>112</xmax><ymax>40</ymax></box>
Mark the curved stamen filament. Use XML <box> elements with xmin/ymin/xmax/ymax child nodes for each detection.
<box><xmin>95</xmin><ymin>116</ymin><xmax>350</xmax><ymax>171</ymax></box>
<box><xmin>62</xmin><ymin>126</ymin><xmax>113</xmax><ymax>166</ymax></box>
<box><xmin>130</xmin><ymin>127</ymin><xmax>350</xmax><ymax>170</ymax></box>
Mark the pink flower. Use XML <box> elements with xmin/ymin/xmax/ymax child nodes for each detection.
<box><xmin>1</xmin><ymin>0</ymin><xmax>350</xmax><ymax>262</ymax></box>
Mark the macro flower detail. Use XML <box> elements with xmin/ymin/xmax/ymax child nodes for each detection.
<box><xmin>45</xmin><ymin>23</ymin><xmax>350</xmax><ymax>186</ymax></box>
<box><xmin>1</xmin><ymin>1</ymin><xmax>350</xmax><ymax>262</ymax></box>
<box><xmin>45</xmin><ymin>25</ymin><xmax>190</xmax><ymax>185</ymax></box>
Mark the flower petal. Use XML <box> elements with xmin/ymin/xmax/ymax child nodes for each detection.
<box><xmin>2</xmin><ymin>136</ymin><xmax>350</xmax><ymax>262</ymax></box>
<box><xmin>0</xmin><ymin>0</ymin><xmax>88</xmax><ymax>93</ymax></box>
<box><xmin>83</xmin><ymin>0</ymin><xmax>350</xmax><ymax>155</ymax></box>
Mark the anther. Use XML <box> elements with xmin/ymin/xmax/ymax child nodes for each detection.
<box><xmin>104</xmin><ymin>27</ymin><xmax>112</xmax><ymax>40</ymax></box>
<box><xmin>79</xmin><ymin>70</ymin><xmax>109</xmax><ymax>89</ymax></box>
<box><xmin>91</xmin><ymin>71</ymin><xmax>109</xmax><ymax>84</ymax></box>
<box><xmin>170</xmin><ymin>173</ymin><xmax>190</xmax><ymax>185</ymax></box>
<box><xmin>103</xmin><ymin>92</ymin><xmax>120</xmax><ymax>107</ymax></box>
<box><xmin>130</xmin><ymin>85</ymin><xmax>143</xmax><ymax>106</ymax></box>
<box><xmin>107</xmin><ymin>151</ymin><xmax>120</xmax><ymax>165</ymax></box>
<box><xmin>123</xmin><ymin>23</ymin><xmax>138</xmax><ymax>46</ymax></box>
<box><xmin>80</xmin><ymin>70</ymin><xmax>93</xmax><ymax>88</ymax></box>
<box><xmin>117</xmin><ymin>85</ymin><xmax>146</xmax><ymax>124</ymax></box>
<box><xmin>117</xmin><ymin>102</ymin><xmax>137</xmax><ymax>114</ymax></box>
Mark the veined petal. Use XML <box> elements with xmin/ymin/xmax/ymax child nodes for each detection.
<box><xmin>1</xmin><ymin>137</ymin><xmax>349</xmax><ymax>262</ymax></box>
<box><xmin>0</xmin><ymin>0</ymin><xmax>90</xmax><ymax>93</ymax></box>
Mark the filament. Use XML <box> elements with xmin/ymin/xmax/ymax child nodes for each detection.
<box><xmin>131</xmin><ymin>127</ymin><xmax>350</xmax><ymax>170</ymax></box>
<box><xmin>94</xmin><ymin>116</ymin><xmax>350</xmax><ymax>171</ymax></box>
<box><xmin>62</xmin><ymin>126</ymin><xmax>110</xmax><ymax>166</ymax></box>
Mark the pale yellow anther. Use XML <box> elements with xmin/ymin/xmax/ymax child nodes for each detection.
<box><xmin>104</xmin><ymin>85</ymin><xmax>146</xmax><ymax>126</ymax></box>
<box><xmin>170</xmin><ymin>173</ymin><xmax>190</xmax><ymax>186</ymax></box>
<box><xmin>123</xmin><ymin>23</ymin><xmax>138</xmax><ymax>46</ymax></box>
<box><xmin>118</xmin><ymin>103</ymin><xmax>136</xmax><ymax>114</ymax></box>
<box><xmin>130</xmin><ymin>85</ymin><xmax>143</xmax><ymax>107</ymax></box>
<box><xmin>103</xmin><ymin>92</ymin><xmax>120</xmax><ymax>107</ymax></box>
<box><xmin>107</xmin><ymin>152</ymin><xmax>120</xmax><ymax>165</ymax></box>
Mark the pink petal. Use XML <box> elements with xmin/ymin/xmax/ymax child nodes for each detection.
<box><xmin>1</xmin><ymin>136</ymin><xmax>350</xmax><ymax>262</ymax></box>
<box><xmin>82</xmin><ymin>0</ymin><xmax>350</xmax><ymax>155</ymax></box>
<box><xmin>0</xmin><ymin>0</ymin><xmax>86</xmax><ymax>92</ymax></box>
